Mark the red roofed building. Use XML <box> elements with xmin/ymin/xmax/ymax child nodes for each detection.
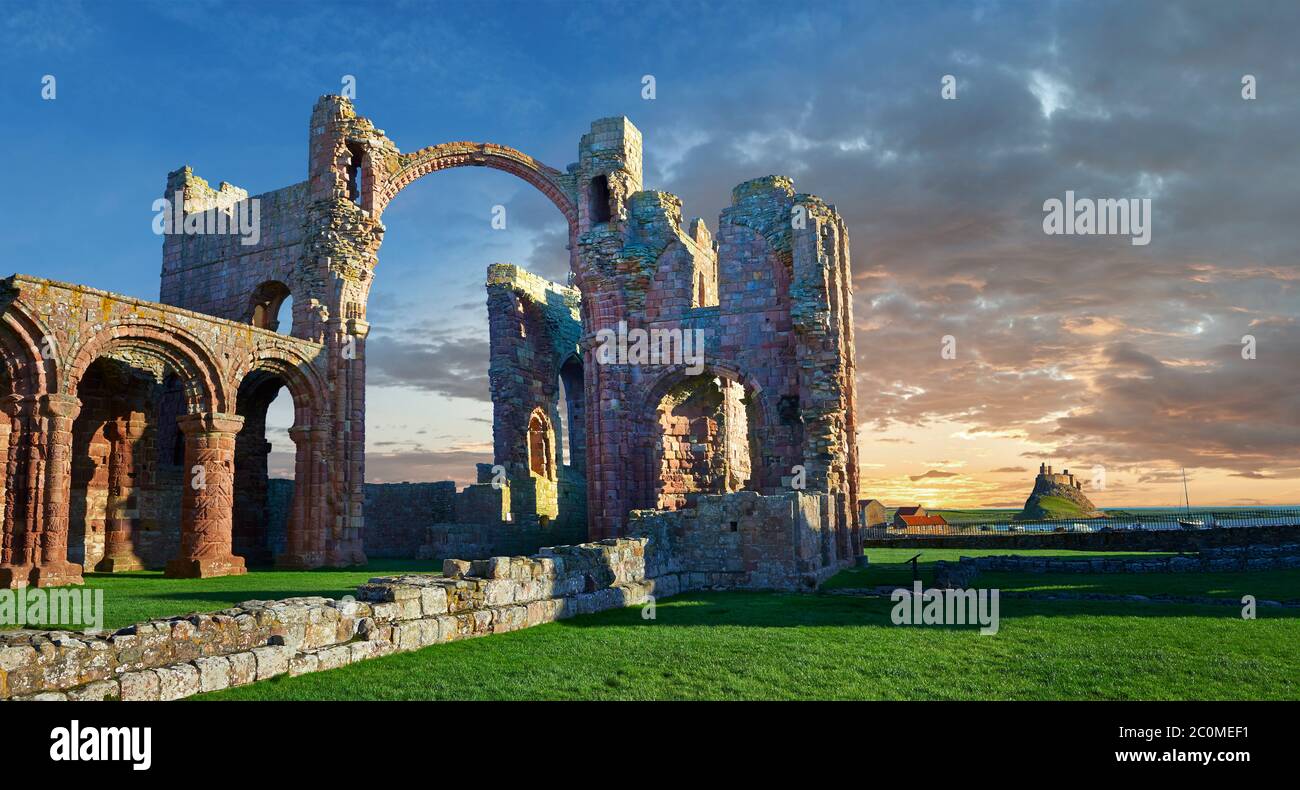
<box><xmin>891</xmin><ymin>506</ymin><xmax>948</xmax><ymax>530</ymax></box>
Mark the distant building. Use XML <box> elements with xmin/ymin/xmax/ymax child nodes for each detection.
<box><xmin>1037</xmin><ymin>462</ymin><xmax>1084</xmax><ymax>491</ymax></box>
<box><xmin>892</xmin><ymin>506</ymin><xmax>948</xmax><ymax>529</ymax></box>
<box><xmin>859</xmin><ymin>499</ymin><xmax>887</xmax><ymax>528</ymax></box>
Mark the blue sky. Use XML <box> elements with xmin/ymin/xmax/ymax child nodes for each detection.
<box><xmin>2</xmin><ymin>0</ymin><xmax>1297</xmax><ymax>504</ymax></box>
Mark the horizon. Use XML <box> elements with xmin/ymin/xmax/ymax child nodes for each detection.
<box><xmin>2</xmin><ymin>0</ymin><xmax>1297</xmax><ymax>508</ymax></box>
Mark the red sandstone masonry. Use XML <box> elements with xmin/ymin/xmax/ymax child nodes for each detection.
<box><xmin>2</xmin><ymin>96</ymin><xmax>860</xmax><ymax>592</ymax></box>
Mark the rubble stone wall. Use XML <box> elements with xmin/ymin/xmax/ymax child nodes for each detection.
<box><xmin>1</xmin><ymin>536</ymin><xmax>673</xmax><ymax>701</ymax></box>
<box><xmin>629</xmin><ymin>490</ymin><xmax>839</xmax><ymax>591</ymax></box>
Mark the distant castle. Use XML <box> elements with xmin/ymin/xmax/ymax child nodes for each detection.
<box><xmin>1037</xmin><ymin>462</ymin><xmax>1083</xmax><ymax>491</ymax></box>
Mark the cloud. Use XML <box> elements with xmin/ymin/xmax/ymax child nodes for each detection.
<box><xmin>365</xmin><ymin>335</ymin><xmax>491</xmax><ymax>402</ymax></box>
<box><xmin>909</xmin><ymin>470</ymin><xmax>960</xmax><ymax>481</ymax></box>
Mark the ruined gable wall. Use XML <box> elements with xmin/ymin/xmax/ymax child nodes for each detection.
<box><xmin>486</xmin><ymin>264</ymin><xmax>583</xmax><ymax>527</ymax></box>
<box><xmin>158</xmin><ymin>170</ymin><xmax>310</xmax><ymax>326</ymax></box>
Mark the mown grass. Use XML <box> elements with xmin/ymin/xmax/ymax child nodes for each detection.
<box><xmin>2</xmin><ymin>559</ymin><xmax>433</xmax><ymax>631</ymax></box>
<box><xmin>197</xmin><ymin>591</ymin><xmax>1299</xmax><ymax>701</ymax></box>
<box><xmin>825</xmin><ymin>547</ymin><xmax>1300</xmax><ymax>600</ymax></box>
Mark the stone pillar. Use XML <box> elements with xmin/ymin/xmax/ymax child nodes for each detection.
<box><xmin>165</xmin><ymin>412</ymin><xmax>247</xmax><ymax>579</ymax></box>
<box><xmin>277</xmin><ymin>424</ymin><xmax>321</xmax><ymax>569</ymax></box>
<box><xmin>96</xmin><ymin>414</ymin><xmax>146</xmax><ymax>572</ymax></box>
<box><xmin>332</xmin><ymin>316</ymin><xmax>368</xmax><ymax>567</ymax></box>
<box><xmin>0</xmin><ymin>417</ymin><xmax>10</xmax><ymax>579</ymax></box>
<box><xmin>0</xmin><ymin>396</ymin><xmax>34</xmax><ymax>587</ymax></box>
<box><xmin>29</xmin><ymin>394</ymin><xmax>84</xmax><ymax>588</ymax></box>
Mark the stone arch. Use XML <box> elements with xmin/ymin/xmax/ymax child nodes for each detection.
<box><xmin>636</xmin><ymin>363</ymin><xmax>772</xmax><ymax>510</ymax></box>
<box><xmin>0</xmin><ymin>304</ymin><xmax>58</xmax><ymax>398</ymax></box>
<box><xmin>375</xmin><ymin>142</ymin><xmax>576</xmax><ymax>223</ymax></box>
<box><xmin>246</xmin><ymin>281</ymin><xmax>293</xmax><ymax>333</ymax></box>
<box><xmin>229</xmin><ymin>346</ymin><xmax>329</xmax><ymax>567</ymax></box>
<box><xmin>66</xmin><ymin>320</ymin><xmax>228</xmax><ymax>414</ymax></box>
<box><xmin>229</xmin><ymin>344</ymin><xmax>328</xmax><ymax>428</ymax></box>
<box><xmin>527</xmin><ymin>406</ymin><xmax>555</xmax><ymax>480</ymax></box>
<box><xmin>372</xmin><ymin>142</ymin><xmax>579</xmax><ymax>275</ymax></box>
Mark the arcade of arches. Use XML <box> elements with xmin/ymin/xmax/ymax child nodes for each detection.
<box><xmin>0</xmin><ymin>95</ymin><xmax>861</xmax><ymax>590</ymax></box>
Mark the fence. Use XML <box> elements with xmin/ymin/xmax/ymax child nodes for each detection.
<box><xmin>862</xmin><ymin>508</ymin><xmax>1300</xmax><ymax>539</ymax></box>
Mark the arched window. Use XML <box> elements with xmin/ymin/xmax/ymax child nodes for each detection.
<box><xmin>527</xmin><ymin>409</ymin><xmax>553</xmax><ymax>479</ymax></box>
<box><xmin>248</xmin><ymin>281</ymin><xmax>293</xmax><ymax>335</ymax></box>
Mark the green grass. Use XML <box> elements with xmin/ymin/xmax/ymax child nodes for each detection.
<box><xmin>825</xmin><ymin>548</ymin><xmax>1300</xmax><ymax>600</ymax></box>
<box><xmin>2</xmin><ymin>559</ymin><xmax>434</xmax><ymax>632</ymax></box>
<box><xmin>197</xmin><ymin>591</ymin><xmax>1299</xmax><ymax>701</ymax></box>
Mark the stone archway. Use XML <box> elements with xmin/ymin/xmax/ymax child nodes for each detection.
<box><xmin>229</xmin><ymin>346</ymin><xmax>335</xmax><ymax>568</ymax></box>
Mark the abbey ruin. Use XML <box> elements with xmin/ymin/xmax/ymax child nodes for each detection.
<box><xmin>0</xmin><ymin>96</ymin><xmax>861</xmax><ymax>591</ymax></box>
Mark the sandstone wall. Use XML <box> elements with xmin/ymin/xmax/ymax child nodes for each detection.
<box><xmin>1</xmin><ymin>537</ymin><xmax>665</xmax><ymax>701</ymax></box>
<box><xmin>629</xmin><ymin>490</ymin><xmax>841</xmax><ymax>591</ymax></box>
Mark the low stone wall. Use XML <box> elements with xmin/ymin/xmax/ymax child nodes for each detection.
<box><xmin>965</xmin><ymin>544</ymin><xmax>1300</xmax><ymax>575</ymax></box>
<box><xmin>630</xmin><ymin>490</ymin><xmax>848</xmax><ymax>591</ymax></box>
<box><xmin>0</xmin><ymin>537</ymin><xmax>691</xmax><ymax>701</ymax></box>
<box><xmin>864</xmin><ymin>523</ymin><xmax>1300</xmax><ymax>552</ymax></box>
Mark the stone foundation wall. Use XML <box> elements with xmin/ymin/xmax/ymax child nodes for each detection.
<box><xmin>629</xmin><ymin>490</ymin><xmax>846</xmax><ymax>591</ymax></box>
<box><xmin>2</xmin><ymin>537</ymin><xmax>658</xmax><ymax>701</ymax></box>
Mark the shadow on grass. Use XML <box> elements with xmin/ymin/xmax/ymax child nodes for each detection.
<box><xmin>550</xmin><ymin>590</ymin><xmax>1287</xmax><ymax>632</ymax></box>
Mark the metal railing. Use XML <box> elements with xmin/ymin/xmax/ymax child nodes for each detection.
<box><xmin>862</xmin><ymin>508</ymin><xmax>1300</xmax><ymax>538</ymax></box>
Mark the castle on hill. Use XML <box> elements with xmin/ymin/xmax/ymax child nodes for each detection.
<box><xmin>1017</xmin><ymin>462</ymin><xmax>1102</xmax><ymax>520</ymax></box>
<box><xmin>1036</xmin><ymin>463</ymin><xmax>1084</xmax><ymax>491</ymax></box>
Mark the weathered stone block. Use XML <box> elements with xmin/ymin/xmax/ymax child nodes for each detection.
<box><xmin>228</xmin><ymin>652</ymin><xmax>257</xmax><ymax>686</ymax></box>
<box><xmin>193</xmin><ymin>656</ymin><xmax>231</xmax><ymax>693</ymax></box>
<box><xmin>119</xmin><ymin>670</ymin><xmax>161</xmax><ymax>701</ymax></box>
<box><xmin>252</xmin><ymin>645</ymin><xmax>292</xmax><ymax>680</ymax></box>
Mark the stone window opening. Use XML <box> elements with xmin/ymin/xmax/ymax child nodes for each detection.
<box><xmin>653</xmin><ymin>374</ymin><xmax>759</xmax><ymax>511</ymax></box>
<box><xmin>589</xmin><ymin>175</ymin><xmax>611</xmax><ymax>224</ymax></box>
<box><xmin>346</xmin><ymin>142</ymin><xmax>366</xmax><ymax>205</ymax></box>
<box><xmin>527</xmin><ymin>409</ymin><xmax>554</xmax><ymax>479</ymax></box>
<box><xmin>249</xmin><ymin>281</ymin><xmax>293</xmax><ymax>335</ymax></box>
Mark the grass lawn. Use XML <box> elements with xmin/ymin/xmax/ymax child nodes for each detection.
<box><xmin>825</xmin><ymin>548</ymin><xmax>1300</xmax><ymax>601</ymax></box>
<box><xmin>2</xmin><ymin>559</ymin><xmax>434</xmax><ymax>632</ymax></box>
<box><xmin>197</xmin><ymin>591</ymin><xmax>1300</xmax><ymax>701</ymax></box>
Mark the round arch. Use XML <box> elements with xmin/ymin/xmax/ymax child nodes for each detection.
<box><xmin>635</xmin><ymin>362</ymin><xmax>773</xmax><ymax>510</ymax></box>
<box><xmin>65</xmin><ymin>320</ymin><xmax>228</xmax><ymax>414</ymax></box>
<box><xmin>229</xmin><ymin>346</ymin><xmax>328</xmax><ymax>430</ymax></box>
<box><xmin>374</xmin><ymin>142</ymin><xmax>578</xmax><ymax>229</ymax></box>
<box><xmin>0</xmin><ymin>306</ymin><xmax>57</xmax><ymax>397</ymax></box>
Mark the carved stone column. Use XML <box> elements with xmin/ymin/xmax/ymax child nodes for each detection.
<box><xmin>0</xmin><ymin>416</ymin><xmax>11</xmax><ymax>582</ymax></box>
<box><xmin>165</xmin><ymin>412</ymin><xmax>247</xmax><ymax>578</ymax></box>
<box><xmin>96</xmin><ymin>414</ymin><xmax>147</xmax><ymax>572</ymax></box>
<box><xmin>0</xmin><ymin>396</ymin><xmax>34</xmax><ymax>587</ymax></box>
<box><xmin>30</xmin><ymin>394</ymin><xmax>85</xmax><ymax>588</ymax></box>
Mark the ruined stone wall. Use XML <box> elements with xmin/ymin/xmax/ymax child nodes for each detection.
<box><xmin>629</xmin><ymin>490</ymin><xmax>836</xmax><ymax>591</ymax></box>
<box><xmin>158</xmin><ymin>173</ymin><xmax>311</xmax><ymax>328</ymax></box>
<box><xmin>486</xmin><ymin>264</ymin><xmax>584</xmax><ymax>528</ymax></box>
<box><xmin>0</xmin><ymin>536</ymin><xmax>660</xmax><ymax>701</ymax></box>
<box><xmin>578</xmin><ymin>171</ymin><xmax>860</xmax><ymax>565</ymax></box>
<box><xmin>0</xmin><ymin>275</ymin><xmax>333</xmax><ymax>586</ymax></box>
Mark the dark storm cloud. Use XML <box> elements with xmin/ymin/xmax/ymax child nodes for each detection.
<box><xmin>616</xmin><ymin>0</ymin><xmax>1299</xmax><ymax>479</ymax></box>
